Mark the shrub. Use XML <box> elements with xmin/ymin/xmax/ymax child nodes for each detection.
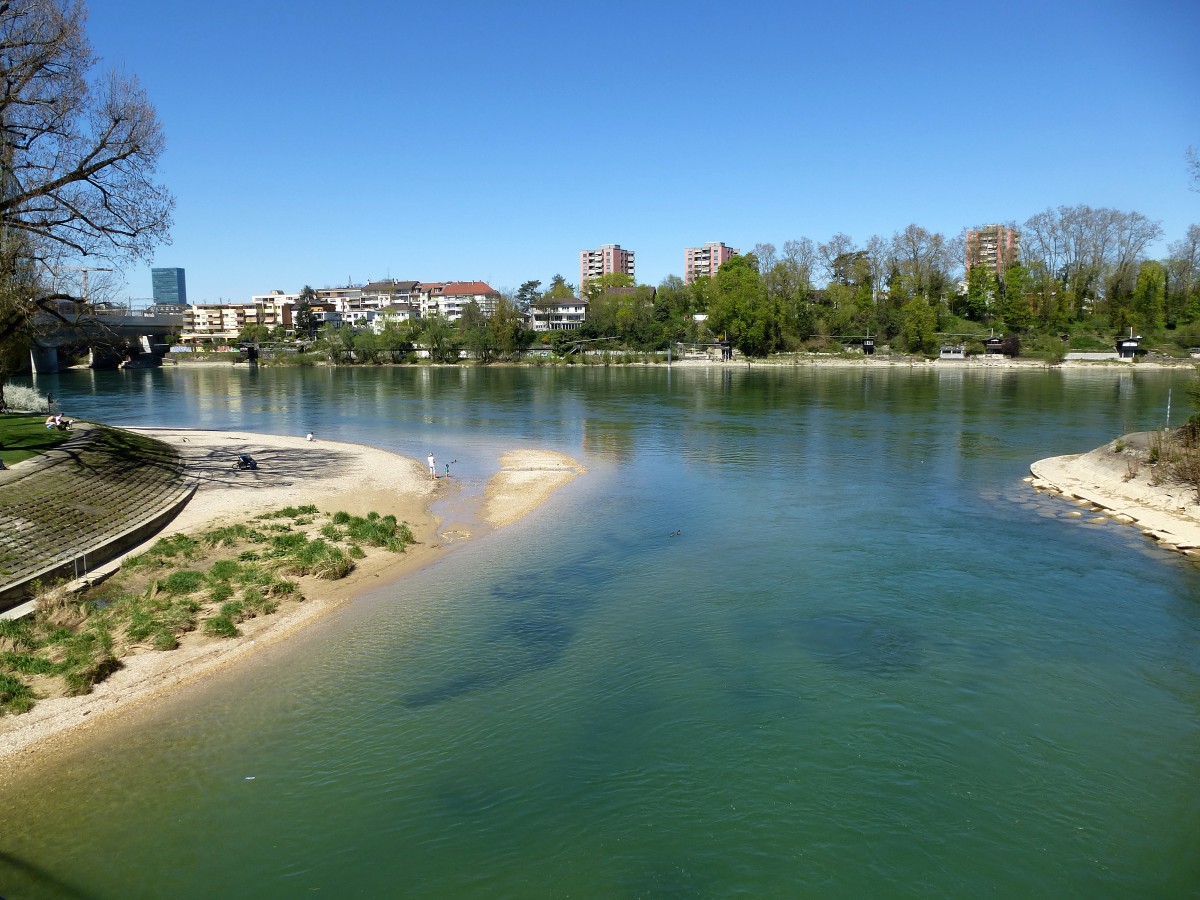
<box><xmin>3</xmin><ymin>384</ymin><xmax>49</xmax><ymax>412</ymax></box>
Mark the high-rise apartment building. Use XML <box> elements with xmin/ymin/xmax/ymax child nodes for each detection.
<box><xmin>580</xmin><ymin>244</ymin><xmax>635</xmax><ymax>286</ymax></box>
<box><xmin>151</xmin><ymin>267</ymin><xmax>187</xmax><ymax>305</ymax></box>
<box><xmin>965</xmin><ymin>225</ymin><xmax>1020</xmax><ymax>275</ymax></box>
<box><xmin>684</xmin><ymin>242</ymin><xmax>739</xmax><ymax>284</ymax></box>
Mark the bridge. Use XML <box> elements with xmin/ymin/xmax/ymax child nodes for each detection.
<box><xmin>29</xmin><ymin>308</ymin><xmax>185</xmax><ymax>372</ymax></box>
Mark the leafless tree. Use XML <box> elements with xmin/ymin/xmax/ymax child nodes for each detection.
<box><xmin>890</xmin><ymin>224</ymin><xmax>952</xmax><ymax>301</ymax></box>
<box><xmin>1020</xmin><ymin>205</ymin><xmax>1162</xmax><ymax>315</ymax></box>
<box><xmin>1168</xmin><ymin>224</ymin><xmax>1200</xmax><ymax>302</ymax></box>
<box><xmin>818</xmin><ymin>233</ymin><xmax>856</xmax><ymax>285</ymax></box>
<box><xmin>751</xmin><ymin>242</ymin><xmax>777</xmax><ymax>274</ymax></box>
<box><xmin>0</xmin><ymin>0</ymin><xmax>173</xmax><ymax>396</ymax></box>
<box><xmin>781</xmin><ymin>238</ymin><xmax>818</xmax><ymax>286</ymax></box>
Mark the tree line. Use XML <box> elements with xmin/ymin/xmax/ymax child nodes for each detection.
<box><xmin>321</xmin><ymin>209</ymin><xmax>1196</xmax><ymax>361</ymax></box>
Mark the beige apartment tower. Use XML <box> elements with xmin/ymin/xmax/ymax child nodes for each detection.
<box><xmin>580</xmin><ymin>244</ymin><xmax>635</xmax><ymax>286</ymax></box>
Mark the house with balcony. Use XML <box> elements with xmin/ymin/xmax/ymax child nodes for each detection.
<box><xmin>531</xmin><ymin>297</ymin><xmax>587</xmax><ymax>331</ymax></box>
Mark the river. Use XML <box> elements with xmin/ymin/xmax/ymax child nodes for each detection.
<box><xmin>2</xmin><ymin>363</ymin><xmax>1198</xmax><ymax>898</ymax></box>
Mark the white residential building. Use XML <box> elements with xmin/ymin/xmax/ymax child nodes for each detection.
<box><xmin>419</xmin><ymin>281</ymin><xmax>500</xmax><ymax>321</ymax></box>
<box><xmin>531</xmin><ymin>298</ymin><xmax>587</xmax><ymax>331</ymax></box>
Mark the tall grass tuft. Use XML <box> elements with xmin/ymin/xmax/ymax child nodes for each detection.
<box><xmin>0</xmin><ymin>672</ymin><xmax>35</xmax><ymax>714</ymax></box>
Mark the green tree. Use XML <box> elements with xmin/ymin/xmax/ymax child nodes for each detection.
<box><xmin>421</xmin><ymin>315</ymin><xmax>458</xmax><ymax>363</ymax></box>
<box><xmin>458</xmin><ymin>301</ymin><xmax>494</xmax><ymax>362</ymax></box>
<box><xmin>707</xmin><ymin>254</ymin><xmax>782</xmax><ymax>357</ymax></box>
<box><xmin>238</xmin><ymin>324</ymin><xmax>270</xmax><ymax>344</ymax></box>
<box><xmin>490</xmin><ymin>296</ymin><xmax>533</xmax><ymax>359</ymax></box>
<box><xmin>899</xmin><ymin>297</ymin><xmax>938</xmax><ymax>354</ymax></box>
<box><xmin>294</xmin><ymin>286</ymin><xmax>317</xmax><ymax>338</ymax></box>
<box><xmin>353</xmin><ymin>327</ymin><xmax>380</xmax><ymax>363</ymax></box>
<box><xmin>544</xmin><ymin>274</ymin><xmax>575</xmax><ymax>300</ymax></box>
<box><xmin>997</xmin><ymin>263</ymin><xmax>1034</xmax><ymax>333</ymax></box>
<box><xmin>376</xmin><ymin>319</ymin><xmax>416</xmax><ymax>362</ymax></box>
<box><xmin>514</xmin><ymin>280</ymin><xmax>542</xmax><ymax>313</ymax></box>
<box><xmin>1130</xmin><ymin>260</ymin><xmax>1166</xmax><ymax>332</ymax></box>
<box><xmin>957</xmin><ymin>266</ymin><xmax>996</xmax><ymax>321</ymax></box>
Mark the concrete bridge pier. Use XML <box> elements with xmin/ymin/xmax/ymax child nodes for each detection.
<box><xmin>88</xmin><ymin>345</ymin><xmax>124</xmax><ymax>369</ymax></box>
<box><xmin>30</xmin><ymin>344</ymin><xmax>60</xmax><ymax>374</ymax></box>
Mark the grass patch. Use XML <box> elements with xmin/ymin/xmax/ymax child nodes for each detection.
<box><xmin>0</xmin><ymin>412</ymin><xmax>74</xmax><ymax>466</ymax></box>
<box><xmin>0</xmin><ymin>505</ymin><xmax>416</xmax><ymax>713</ymax></box>
<box><xmin>158</xmin><ymin>570</ymin><xmax>206</xmax><ymax>595</ymax></box>
<box><xmin>0</xmin><ymin>672</ymin><xmax>35</xmax><ymax>714</ymax></box>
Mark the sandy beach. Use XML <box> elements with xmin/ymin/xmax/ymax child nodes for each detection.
<box><xmin>1029</xmin><ymin>431</ymin><xmax>1200</xmax><ymax>555</ymax></box>
<box><xmin>0</xmin><ymin>430</ymin><xmax>585</xmax><ymax>767</ymax></box>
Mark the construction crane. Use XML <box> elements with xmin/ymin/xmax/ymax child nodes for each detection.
<box><xmin>55</xmin><ymin>265</ymin><xmax>114</xmax><ymax>303</ymax></box>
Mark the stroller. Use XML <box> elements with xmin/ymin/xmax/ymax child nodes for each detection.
<box><xmin>235</xmin><ymin>453</ymin><xmax>258</xmax><ymax>470</ymax></box>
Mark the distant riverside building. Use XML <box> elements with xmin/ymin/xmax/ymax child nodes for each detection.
<box><xmin>684</xmin><ymin>242</ymin><xmax>738</xmax><ymax>284</ymax></box>
<box><xmin>531</xmin><ymin>297</ymin><xmax>587</xmax><ymax>331</ymax></box>
<box><xmin>151</xmin><ymin>267</ymin><xmax>186</xmax><ymax>304</ymax></box>
<box><xmin>580</xmin><ymin>244</ymin><xmax>635</xmax><ymax>286</ymax></box>
<box><xmin>418</xmin><ymin>281</ymin><xmax>500</xmax><ymax>321</ymax></box>
<box><xmin>965</xmin><ymin>225</ymin><xmax>1020</xmax><ymax>275</ymax></box>
<box><xmin>181</xmin><ymin>300</ymin><xmax>293</xmax><ymax>344</ymax></box>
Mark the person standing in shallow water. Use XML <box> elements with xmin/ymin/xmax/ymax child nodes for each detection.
<box><xmin>427</xmin><ymin>452</ymin><xmax>436</xmax><ymax>480</ymax></box>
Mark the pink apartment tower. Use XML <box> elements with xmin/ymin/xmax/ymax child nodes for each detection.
<box><xmin>580</xmin><ymin>244</ymin><xmax>636</xmax><ymax>286</ymax></box>
<box><xmin>965</xmin><ymin>225</ymin><xmax>1020</xmax><ymax>275</ymax></box>
<box><xmin>684</xmin><ymin>242</ymin><xmax>738</xmax><ymax>284</ymax></box>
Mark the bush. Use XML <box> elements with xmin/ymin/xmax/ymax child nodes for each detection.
<box><xmin>3</xmin><ymin>385</ymin><xmax>50</xmax><ymax>412</ymax></box>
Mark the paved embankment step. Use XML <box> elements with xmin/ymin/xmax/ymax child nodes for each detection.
<box><xmin>0</xmin><ymin>424</ymin><xmax>194</xmax><ymax>610</ymax></box>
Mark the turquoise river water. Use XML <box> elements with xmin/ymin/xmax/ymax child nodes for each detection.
<box><xmin>1</xmin><ymin>364</ymin><xmax>1198</xmax><ymax>898</ymax></box>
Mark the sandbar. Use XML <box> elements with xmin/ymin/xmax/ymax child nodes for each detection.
<box><xmin>0</xmin><ymin>429</ymin><xmax>585</xmax><ymax>768</ymax></box>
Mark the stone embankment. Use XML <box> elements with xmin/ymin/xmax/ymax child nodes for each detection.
<box><xmin>1029</xmin><ymin>431</ymin><xmax>1200</xmax><ymax>556</ymax></box>
<box><xmin>0</xmin><ymin>424</ymin><xmax>195</xmax><ymax>612</ymax></box>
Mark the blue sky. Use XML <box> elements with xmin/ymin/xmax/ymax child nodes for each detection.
<box><xmin>85</xmin><ymin>0</ymin><xmax>1199</xmax><ymax>303</ymax></box>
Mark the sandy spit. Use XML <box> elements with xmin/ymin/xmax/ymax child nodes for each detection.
<box><xmin>0</xmin><ymin>430</ymin><xmax>585</xmax><ymax>769</ymax></box>
<box><xmin>1029</xmin><ymin>431</ymin><xmax>1200</xmax><ymax>554</ymax></box>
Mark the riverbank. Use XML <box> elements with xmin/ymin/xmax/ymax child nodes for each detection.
<box><xmin>163</xmin><ymin>352</ymin><xmax>1199</xmax><ymax>371</ymax></box>
<box><xmin>0</xmin><ymin>430</ymin><xmax>586</xmax><ymax>768</ymax></box>
<box><xmin>1030</xmin><ymin>431</ymin><xmax>1200</xmax><ymax>555</ymax></box>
